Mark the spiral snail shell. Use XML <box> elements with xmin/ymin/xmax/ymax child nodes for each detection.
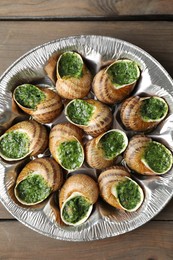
<box><xmin>13</xmin><ymin>84</ymin><xmax>63</xmax><ymax>124</ymax></box>
<box><xmin>98</xmin><ymin>166</ymin><xmax>144</xmax><ymax>212</ymax></box>
<box><xmin>92</xmin><ymin>59</ymin><xmax>140</xmax><ymax>104</ymax></box>
<box><xmin>120</xmin><ymin>96</ymin><xmax>168</xmax><ymax>132</ymax></box>
<box><xmin>65</xmin><ymin>99</ymin><xmax>113</xmax><ymax>137</ymax></box>
<box><xmin>124</xmin><ymin>135</ymin><xmax>173</xmax><ymax>175</ymax></box>
<box><xmin>85</xmin><ymin>129</ymin><xmax>128</xmax><ymax>169</ymax></box>
<box><xmin>59</xmin><ymin>174</ymin><xmax>99</xmax><ymax>226</ymax></box>
<box><xmin>0</xmin><ymin>120</ymin><xmax>48</xmax><ymax>161</ymax></box>
<box><xmin>14</xmin><ymin>158</ymin><xmax>63</xmax><ymax>205</ymax></box>
<box><xmin>49</xmin><ymin>123</ymin><xmax>84</xmax><ymax>171</ymax></box>
<box><xmin>56</xmin><ymin>51</ymin><xmax>92</xmax><ymax>99</ymax></box>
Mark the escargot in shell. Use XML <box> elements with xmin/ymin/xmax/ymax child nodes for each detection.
<box><xmin>124</xmin><ymin>135</ymin><xmax>173</xmax><ymax>175</ymax></box>
<box><xmin>49</xmin><ymin>123</ymin><xmax>84</xmax><ymax>171</ymax></box>
<box><xmin>0</xmin><ymin>120</ymin><xmax>48</xmax><ymax>161</ymax></box>
<box><xmin>65</xmin><ymin>99</ymin><xmax>113</xmax><ymax>137</ymax></box>
<box><xmin>59</xmin><ymin>174</ymin><xmax>99</xmax><ymax>226</ymax></box>
<box><xmin>92</xmin><ymin>59</ymin><xmax>140</xmax><ymax>104</ymax></box>
<box><xmin>56</xmin><ymin>51</ymin><xmax>92</xmax><ymax>99</ymax></box>
<box><xmin>13</xmin><ymin>84</ymin><xmax>63</xmax><ymax>124</ymax></box>
<box><xmin>98</xmin><ymin>166</ymin><xmax>144</xmax><ymax>212</ymax></box>
<box><xmin>120</xmin><ymin>95</ymin><xmax>168</xmax><ymax>132</ymax></box>
<box><xmin>14</xmin><ymin>158</ymin><xmax>63</xmax><ymax>205</ymax></box>
<box><xmin>85</xmin><ymin>129</ymin><xmax>128</xmax><ymax>169</ymax></box>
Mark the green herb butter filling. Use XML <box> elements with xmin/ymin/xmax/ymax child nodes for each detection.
<box><xmin>142</xmin><ymin>141</ymin><xmax>173</xmax><ymax>174</ymax></box>
<box><xmin>62</xmin><ymin>195</ymin><xmax>91</xmax><ymax>224</ymax></box>
<box><xmin>107</xmin><ymin>60</ymin><xmax>139</xmax><ymax>87</ymax></box>
<box><xmin>58</xmin><ymin>52</ymin><xmax>83</xmax><ymax>79</ymax></box>
<box><xmin>66</xmin><ymin>99</ymin><xmax>94</xmax><ymax>125</ymax></box>
<box><xmin>15</xmin><ymin>84</ymin><xmax>46</xmax><ymax>109</ymax></box>
<box><xmin>99</xmin><ymin>131</ymin><xmax>127</xmax><ymax>160</ymax></box>
<box><xmin>16</xmin><ymin>173</ymin><xmax>51</xmax><ymax>204</ymax></box>
<box><xmin>140</xmin><ymin>97</ymin><xmax>168</xmax><ymax>121</ymax></box>
<box><xmin>0</xmin><ymin>131</ymin><xmax>30</xmax><ymax>159</ymax></box>
<box><xmin>57</xmin><ymin>140</ymin><xmax>84</xmax><ymax>170</ymax></box>
<box><xmin>115</xmin><ymin>179</ymin><xmax>141</xmax><ymax>210</ymax></box>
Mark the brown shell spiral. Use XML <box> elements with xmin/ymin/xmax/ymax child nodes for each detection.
<box><xmin>13</xmin><ymin>86</ymin><xmax>63</xmax><ymax>124</ymax></box>
<box><xmin>59</xmin><ymin>174</ymin><xmax>99</xmax><ymax>209</ymax></box>
<box><xmin>98</xmin><ymin>166</ymin><xmax>130</xmax><ymax>209</ymax></box>
<box><xmin>120</xmin><ymin>96</ymin><xmax>164</xmax><ymax>132</ymax></box>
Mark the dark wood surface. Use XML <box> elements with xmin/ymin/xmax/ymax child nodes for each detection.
<box><xmin>0</xmin><ymin>1</ymin><xmax>173</xmax><ymax>259</ymax></box>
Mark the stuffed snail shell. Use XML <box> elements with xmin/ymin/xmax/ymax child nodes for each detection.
<box><xmin>92</xmin><ymin>59</ymin><xmax>140</xmax><ymax>104</ymax></box>
<box><xmin>120</xmin><ymin>96</ymin><xmax>168</xmax><ymax>132</ymax></box>
<box><xmin>85</xmin><ymin>129</ymin><xmax>128</xmax><ymax>169</ymax></box>
<box><xmin>98</xmin><ymin>166</ymin><xmax>144</xmax><ymax>212</ymax></box>
<box><xmin>13</xmin><ymin>84</ymin><xmax>63</xmax><ymax>124</ymax></box>
<box><xmin>65</xmin><ymin>99</ymin><xmax>113</xmax><ymax>137</ymax></box>
<box><xmin>56</xmin><ymin>51</ymin><xmax>92</xmax><ymax>99</ymax></box>
<box><xmin>49</xmin><ymin>123</ymin><xmax>84</xmax><ymax>171</ymax></box>
<box><xmin>0</xmin><ymin>120</ymin><xmax>48</xmax><ymax>161</ymax></box>
<box><xmin>59</xmin><ymin>174</ymin><xmax>99</xmax><ymax>226</ymax></box>
<box><xmin>14</xmin><ymin>158</ymin><xmax>63</xmax><ymax>205</ymax></box>
<box><xmin>124</xmin><ymin>135</ymin><xmax>173</xmax><ymax>175</ymax></box>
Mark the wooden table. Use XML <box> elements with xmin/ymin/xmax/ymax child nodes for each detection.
<box><xmin>0</xmin><ymin>1</ymin><xmax>173</xmax><ymax>259</ymax></box>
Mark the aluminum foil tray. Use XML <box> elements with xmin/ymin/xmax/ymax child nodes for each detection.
<box><xmin>0</xmin><ymin>35</ymin><xmax>173</xmax><ymax>241</ymax></box>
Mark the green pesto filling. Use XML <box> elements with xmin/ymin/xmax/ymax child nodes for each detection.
<box><xmin>62</xmin><ymin>196</ymin><xmax>91</xmax><ymax>224</ymax></box>
<box><xmin>66</xmin><ymin>99</ymin><xmax>94</xmax><ymax>125</ymax></box>
<box><xmin>15</xmin><ymin>84</ymin><xmax>46</xmax><ymax>109</ymax></box>
<box><xmin>57</xmin><ymin>140</ymin><xmax>83</xmax><ymax>170</ymax></box>
<box><xmin>58</xmin><ymin>52</ymin><xmax>83</xmax><ymax>79</ymax></box>
<box><xmin>0</xmin><ymin>131</ymin><xmax>30</xmax><ymax>159</ymax></box>
<box><xmin>116</xmin><ymin>179</ymin><xmax>141</xmax><ymax>210</ymax></box>
<box><xmin>140</xmin><ymin>97</ymin><xmax>168</xmax><ymax>121</ymax></box>
<box><xmin>16</xmin><ymin>173</ymin><xmax>51</xmax><ymax>204</ymax></box>
<box><xmin>107</xmin><ymin>61</ymin><xmax>139</xmax><ymax>86</ymax></box>
<box><xmin>143</xmin><ymin>141</ymin><xmax>172</xmax><ymax>173</ymax></box>
<box><xmin>99</xmin><ymin>131</ymin><xmax>126</xmax><ymax>159</ymax></box>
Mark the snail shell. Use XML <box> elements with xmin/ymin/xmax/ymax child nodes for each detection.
<box><xmin>14</xmin><ymin>158</ymin><xmax>63</xmax><ymax>205</ymax></box>
<box><xmin>49</xmin><ymin>123</ymin><xmax>84</xmax><ymax>171</ymax></box>
<box><xmin>13</xmin><ymin>84</ymin><xmax>63</xmax><ymax>124</ymax></box>
<box><xmin>65</xmin><ymin>99</ymin><xmax>113</xmax><ymax>137</ymax></box>
<box><xmin>120</xmin><ymin>96</ymin><xmax>168</xmax><ymax>132</ymax></box>
<box><xmin>98</xmin><ymin>166</ymin><xmax>144</xmax><ymax>211</ymax></box>
<box><xmin>92</xmin><ymin>59</ymin><xmax>140</xmax><ymax>104</ymax></box>
<box><xmin>56</xmin><ymin>51</ymin><xmax>92</xmax><ymax>99</ymax></box>
<box><xmin>0</xmin><ymin>120</ymin><xmax>48</xmax><ymax>161</ymax></box>
<box><xmin>85</xmin><ymin>129</ymin><xmax>128</xmax><ymax>169</ymax></box>
<box><xmin>59</xmin><ymin>174</ymin><xmax>99</xmax><ymax>226</ymax></box>
<box><xmin>124</xmin><ymin>135</ymin><xmax>173</xmax><ymax>175</ymax></box>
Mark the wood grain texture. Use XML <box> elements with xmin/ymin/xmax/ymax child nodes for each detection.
<box><xmin>0</xmin><ymin>0</ymin><xmax>172</xmax><ymax>17</ymax></box>
<box><xmin>0</xmin><ymin>220</ymin><xmax>172</xmax><ymax>259</ymax></box>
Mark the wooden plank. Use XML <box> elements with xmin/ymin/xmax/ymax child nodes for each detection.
<box><xmin>0</xmin><ymin>21</ymin><xmax>173</xmax><ymax>221</ymax></box>
<box><xmin>0</xmin><ymin>220</ymin><xmax>172</xmax><ymax>259</ymax></box>
<box><xmin>0</xmin><ymin>0</ymin><xmax>172</xmax><ymax>17</ymax></box>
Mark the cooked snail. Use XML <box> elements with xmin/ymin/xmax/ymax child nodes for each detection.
<box><xmin>14</xmin><ymin>158</ymin><xmax>63</xmax><ymax>205</ymax></box>
<box><xmin>13</xmin><ymin>84</ymin><xmax>63</xmax><ymax>124</ymax></box>
<box><xmin>59</xmin><ymin>174</ymin><xmax>99</xmax><ymax>226</ymax></box>
<box><xmin>120</xmin><ymin>96</ymin><xmax>168</xmax><ymax>131</ymax></box>
<box><xmin>124</xmin><ymin>135</ymin><xmax>173</xmax><ymax>175</ymax></box>
<box><xmin>56</xmin><ymin>51</ymin><xmax>92</xmax><ymax>99</ymax></box>
<box><xmin>85</xmin><ymin>129</ymin><xmax>128</xmax><ymax>169</ymax></box>
<box><xmin>65</xmin><ymin>99</ymin><xmax>113</xmax><ymax>137</ymax></box>
<box><xmin>0</xmin><ymin>120</ymin><xmax>48</xmax><ymax>161</ymax></box>
<box><xmin>98</xmin><ymin>166</ymin><xmax>144</xmax><ymax>212</ymax></box>
<box><xmin>49</xmin><ymin>123</ymin><xmax>84</xmax><ymax>171</ymax></box>
<box><xmin>92</xmin><ymin>59</ymin><xmax>140</xmax><ymax>104</ymax></box>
